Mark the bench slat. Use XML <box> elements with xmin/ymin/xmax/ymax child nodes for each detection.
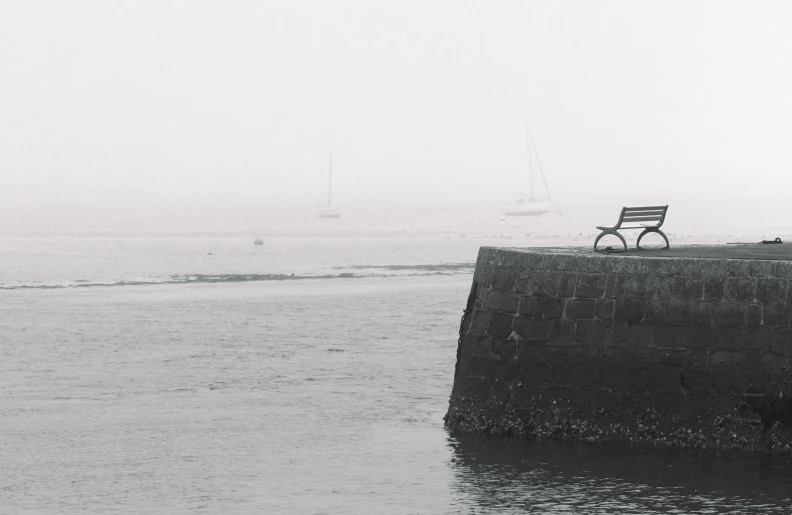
<box><xmin>623</xmin><ymin>215</ymin><xmax>664</xmax><ymax>222</ymax></box>
<box><xmin>623</xmin><ymin>205</ymin><xmax>668</xmax><ymax>212</ymax></box>
<box><xmin>624</xmin><ymin>209</ymin><xmax>665</xmax><ymax>215</ymax></box>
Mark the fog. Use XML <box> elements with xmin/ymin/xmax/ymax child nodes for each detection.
<box><xmin>2</xmin><ymin>1</ymin><xmax>792</xmax><ymax>209</ymax></box>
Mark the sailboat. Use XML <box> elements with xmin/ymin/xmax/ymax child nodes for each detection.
<box><xmin>318</xmin><ymin>134</ymin><xmax>340</xmax><ymax>218</ymax></box>
<box><xmin>502</xmin><ymin>126</ymin><xmax>552</xmax><ymax>216</ymax></box>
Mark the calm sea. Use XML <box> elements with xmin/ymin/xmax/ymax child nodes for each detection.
<box><xmin>2</xmin><ymin>203</ymin><xmax>792</xmax><ymax>514</ymax></box>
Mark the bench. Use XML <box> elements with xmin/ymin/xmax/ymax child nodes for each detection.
<box><xmin>594</xmin><ymin>205</ymin><xmax>669</xmax><ymax>251</ymax></box>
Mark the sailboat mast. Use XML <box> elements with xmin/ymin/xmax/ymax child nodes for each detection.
<box><xmin>526</xmin><ymin>126</ymin><xmax>534</xmax><ymax>199</ymax></box>
<box><xmin>327</xmin><ymin>133</ymin><xmax>333</xmax><ymax>204</ymax></box>
<box><xmin>527</xmin><ymin>126</ymin><xmax>552</xmax><ymax>201</ymax></box>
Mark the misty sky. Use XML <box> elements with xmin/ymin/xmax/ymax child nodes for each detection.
<box><xmin>2</xmin><ymin>1</ymin><xmax>791</xmax><ymax>207</ymax></box>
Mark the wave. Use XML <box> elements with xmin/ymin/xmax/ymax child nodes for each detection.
<box><xmin>0</xmin><ymin>265</ymin><xmax>474</xmax><ymax>291</ymax></box>
<box><xmin>333</xmin><ymin>262</ymin><xmax>475</xmax><ymax>271</ymax></box>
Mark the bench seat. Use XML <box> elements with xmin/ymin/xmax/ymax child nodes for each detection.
<box><xmin>594</xmin><ymin>205</ymin><xmax>669</xmax><ymax>251</ymax></box>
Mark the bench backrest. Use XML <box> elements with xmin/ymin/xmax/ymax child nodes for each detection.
<box><xmin>616</xmin><ymin>205</ymin><xmax>668</xmax><ymax>229</ymax></box>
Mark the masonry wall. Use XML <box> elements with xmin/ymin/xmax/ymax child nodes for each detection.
<box><xmin>445</xmin><ymin>247</ymin><xmax>792</xmax><ymax>451</ymax></box>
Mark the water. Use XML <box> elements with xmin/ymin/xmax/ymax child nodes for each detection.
<box><xmin>2</xmin><ymin>206</ymin><xmax>792</xmax><ymax>513</ymax></box>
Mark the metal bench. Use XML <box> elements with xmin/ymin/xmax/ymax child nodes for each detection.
<box><xmin>594</xmin><ymin>205</ymin><xmax>669</xmax><ymax>251</ymax></box>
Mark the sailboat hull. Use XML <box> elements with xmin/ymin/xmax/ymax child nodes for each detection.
<box><xmin>318</xmin><ymin>205</ymin><xmax>340</xmax><ymax>218</ymax></box>
<box><xmin>502</xmin><ymin>200</ymin><xmax>551</xmax><ymax>216</ymax></box>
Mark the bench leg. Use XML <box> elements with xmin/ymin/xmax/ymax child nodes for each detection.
<box><xmin>637</xmin><ymin>228</ymin><xmax>670</xmax><ymax>250</ymax></box>
<box><xmin>594</xmin><ymin>229</ymin><xmax>627</xmax><ymax>252</ymax></box>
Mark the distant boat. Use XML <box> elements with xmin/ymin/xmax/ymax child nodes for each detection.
<box><xmin>502</xmin><ymin>126</ymin><xmax>553</xmax><ymax>217</ymax></box>
<box><xmin>319</xmin><ymin>133</ymin><xmax>340</xmax><ymax>218</ymax></box>
<box><xmin>253</xmin><ymin>238</ymin><xmax>263</xmax><ymax>246</ymax></box>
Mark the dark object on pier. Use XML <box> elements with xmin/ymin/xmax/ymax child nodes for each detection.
<box><xmin>594</xmin><ymin>205</ymin><xmax>669</xmax><ymax>251</ymax></box>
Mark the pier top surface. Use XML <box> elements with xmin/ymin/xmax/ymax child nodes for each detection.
<box><xmin>492</xmin><ymin>244</ymin><xmax>792</xmax><ymax>261</ymax></box>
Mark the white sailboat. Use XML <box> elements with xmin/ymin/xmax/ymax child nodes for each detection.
<box><xmin>502</xmin><ymin>126</ymin><xmax>552</xmax><ymax>216</ymax></box>
<box><xmin>318</xmin><ymin>134</ymin><xmax>340</xmax><ymax>218</ymax></box>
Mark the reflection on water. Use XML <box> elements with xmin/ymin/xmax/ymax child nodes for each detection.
<box><xmin>448</xmin><ymin>433</ymin><xmax>792</xmax><ymax>514</ymax></box>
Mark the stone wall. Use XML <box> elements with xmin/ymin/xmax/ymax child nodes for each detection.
<box><xmin>445</xmin><ymin>246</ymin><xmax>792</xmax><ymax>452</ymax></box>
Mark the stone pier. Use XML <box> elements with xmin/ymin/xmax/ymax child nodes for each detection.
<box><xmin>445</xmin><ymin>245</ymin><xmax>792</xmax><ymax>452</ymax></box>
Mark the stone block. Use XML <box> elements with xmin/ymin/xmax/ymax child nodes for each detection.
<box><xmin>656</xmin><ymin>349</ymin><xmax>686</xmax><ymax>367</ymax></box>
<box><xmin>724</xmin><ymin>278</ymin><xmax>757</xmax><ymax>302</ymax></box>
<box><xmin>614</xmin><ymin>298</ymin><xmax>644</xmax><ymax>321</ymax></box>
<box><xmin>571</xmin><ymin>364</ymin><xmax>601</xmax><ymax>388</ymax></box>
<box><xmin>684</xmin><ymin>393</ymin><xmax>716</xmax><ymax>414</ymax></box>
<box><xmin>769</xmin><ymin>328</ymin><xmax>792</xmax><ymax>354</ymax></box>
<box><xmin>717</xmin><ymin>327</ymin><xmax>740</xmax><ymax>350</ymax></box>
<box><xmin>469</xmin><ymin>309</ymin><xmax>491</xmax><ymax>335</ymax></box>
<box><xmin>604</xmin><ymin>274</ymin><xmax>623</xmax><ymax>298</ymax></box>
<box><xmin>546</xmin><ymin>345</ymin><xmax>597</xmax><ymax>366</ymax></box>
<box><xmin>649</xmin><ymin>276</ymin><xmax>675</xmax><ymax>300</ymax></box>
<box><xmin>551</xmin><ymin>254</ymin><xmax>577</xmax><ymax>272</ymax></box>
<box><xmin>614</xmin><ymin>322</ymin><xmax>653</xmax><ymax>347</ymax></box>
<box><xmin>543</xmin><ymin>386</ymin><xmax>577</xmax><ymax>406</ymax></box>
<box><xmin>491</xmin><ymin>339</ymin><xmax>517</xmax><ymax>360</ymax></box>
<box><xmin>519</xmin><ymin>296</ymin><xmax>564</xmax><ymax>319</ymax></box>
<box><xmin>771</xmin><ymin>261</ymin><xmax>792</xmax><ymax>279</ymax></box>
<box><xmin>691</xmin><ymin>302</ymin><xmax>713</xmax><ymax>325</ymax></box>
<box><xmin>743</xmin><ymin>370</ymin><xmax>770</xmax><ymax>394</ymax></box>
<box><xmin>761</xmin><ymin>352</ymin><xmax>790</xmax><ymax>374</ymax></box>
<box><xmin>713</xmin><ymin>303</ymin><xmax>746</xmax><ymax>327</ymax></box>
<box><xmin>644</xmin><ymin>301</ymin><xmax>664</xmax><ymax>322</ymax></box>
<box><xmin>655</xmin><ymin>391</ymin><xmax>685</xmax><ymax>413</ymax></box>
<box><xmin>483</xmin><ymin>290</ymin><xmax>520</xmax><ymax>313</ymax></box>
<box><xmin>683</xmin><ymin>325</ymin><xmax>718</xmax><ymax>348</ymax></box>
<box><xmin>725</xmin><ymin>259</ymin><xmax>772</xmax><ymax>278</ymax></box>
<box><xmin>595</xmin><ymin>299</ymin><xmax>615</xmax><ymax>320</ymax></box>
<box><xmin>600</xmin><ymin>346</ymin><xmax>634</xmax><ymax>367</ymax></box>
<box><xmin>468</xmin><ymin>355</ymin><xmax>499</xmax><ymax>378</ymax></box>
<box><xmin>662</xmin><ymin>369</ymin><xmax>683</xmax><ymax>391</ymax></box>
<box><xmin>517</xmin><ymin>341</ymin><xmax>548</xmax><ymax>363</ymax></box>
<box><xmin>747</xmin><ymin>304</ymin><xmax>762</xmax><ymax>327</ymax></box>
<box><xmin>663</xmin><ymin>300</ymin><xmax>694</xmax><ymax>323</ymax></box>
<box><xmin>495</xmin><ymin>357</ymin><xmax>521</xmax><ymax>382</ymax></box>
<box><xmin>575</xmin><ymin>274</ymin><xmax>607</xmax><ymax>298</ymax></box>
<box><xmin>521</xmin><ymin>363</ymin><xmax>551</xmax><ymax>389</ymax></box>
<box><xmin>652</xmin><ymin>324</ymin><xmax>686</xmax><ymax>349</ymax></box>
<box><xmin>512</xmin><ymin>387</ymin><xmax>542</xmax><ymax>406</ymax></box>
<box><xmin>550</xmin><ymin>366</ymin><xmax>573</xmax><ymax>386</ymax></box>
<box><xmin>558</xmin><ymin>273</ymin><xmax>577</xmax><ymax>297</ymax></box>
<box><xmin>763</xmin><ymin>304</ymin><xmax>790</xmax><ymax>327</ymax></box>
<box><xmin>487</xmin><ymin>312</ymin><xmax>514</xmax><ymax>338</ymax></box>
<box><xmin>453</xmin><ymin>374</ymin><xmax>491</xmax><ymax>398</ymax></box>
<box><xmin>742</xmin><ymin>351</ymin><xmax>764</xmax><ymax>372</ymax></box>
<box><xmin>512</xmin><ymin>317</ymin><xmax>555</xmax><ymax>342</ymax></box>
<box><xmin>756</xmin><ymin>278</ymin><xmax>787</xmax><ymax>305</ymax></box>
<box><xmin>491</xmin><ymin>268</ymin><xmax>520</xmax><ymax>292</ymax></box>
<box><xmin>712</xmin><ymin>369</ymin><xmax>743</xmax><ymax>394</ymax></box>
<box><xmin>576</xmin><ymin>320</ymin><xmax>609</xmax><ymax>346</ymax></box>
<box><xmin>682</xmin><ymin>369</ymin><xmax>714</xmax><ymax>393</ymax></box>
<box><xmin>473</xmin><ymin>264</ymin><xmax>494</xmax><ymax>289</ymax></box>
<box><xmin>703</xmin><ymin>277</ymin><xmax>724</xmax><ymax>302</ymax></box>
<box><xmin>619</xmin><ymin>275</ymin><xmax>648</xmax><ymax>299</ymax></box>
<box><xmin>516</xmin><ymin>270</ymin><xmax>559</xmax><ymax>296</ymax></box>
<box><xmin>598</xmin><ymin>370</ymin><xmax>625</xmax><ymax>391</ymax></box>
<box><xmin>565</xmin><ymin>298</ymin><xmax>596</xmax><ymax>320</ymax></box>
<box><xmin>622</xmin><ymin>366</ymin><xmax>653</xmax><ymax>390</ymax></box>
<box><xmin>550</xmin><ymin>319</ymin><xmax>577</xmax><ymax>346</ymax></box>
<box><xmin>489</xmin><ymin>382</ymin><xmax>513</xmax><ymax>407</ymax></box>
<box><xmin>472</xmin><ymin>336</ymin><xmax>492</xmax><ymax>356</ymax></box>
<box><xmin>673</xmin><ymin>277</ymin><xmax>704</xmax><ymax>301</ymax></box>
<box><xmin>686</xmin><ymin>348</ymin><xmax>709</xmax><ymax>368</ymax></box>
